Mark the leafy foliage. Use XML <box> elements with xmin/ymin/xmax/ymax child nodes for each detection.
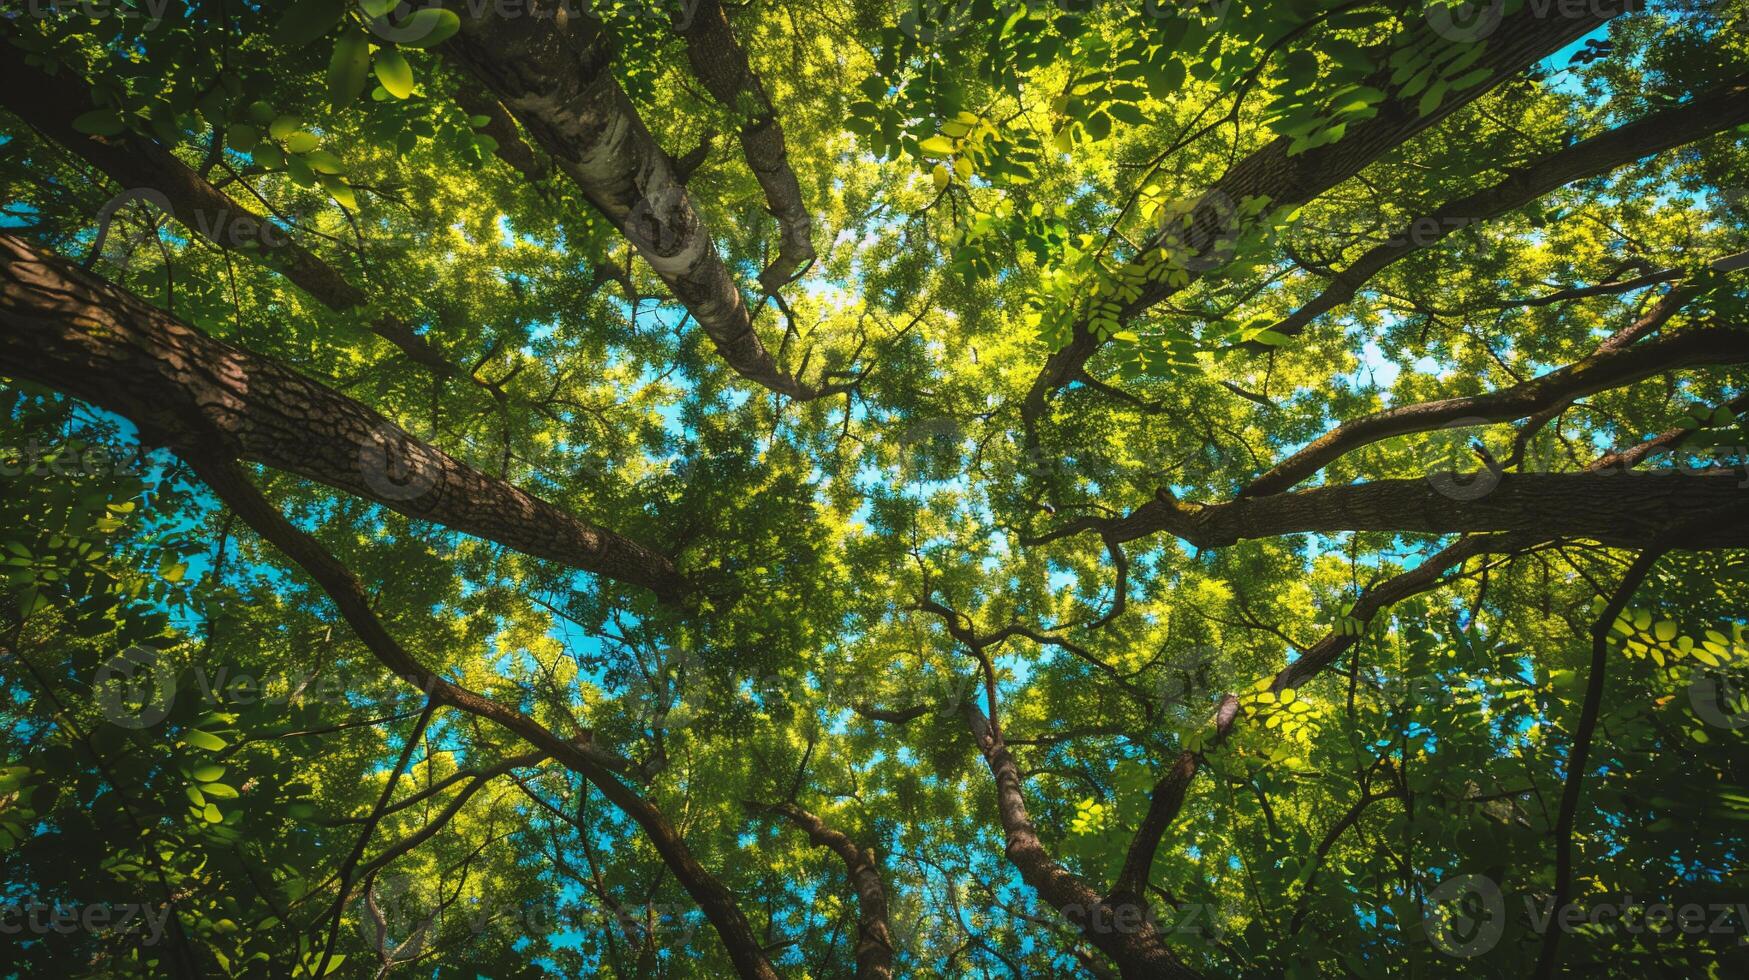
<box><xmin>2</xmin><ymin>1</ymin><xmax>1748</xmax><ymax>977</ymax></box>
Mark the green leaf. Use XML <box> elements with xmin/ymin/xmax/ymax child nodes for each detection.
<box><xmin>303</xmin><ymin>150</ymin><xmax>345</xmax><ymax>174</ymax></box>
<box><xmin>71</xmin><ymin>110</ymin><xmax>126</xmax><ymax>136</ymax></box>
<box><xmin>917</xmin><ymin>135</ymin><xmax>955</xmax><ymax>157</ymax></box>
<box><xmin>226</xmin><ymin>123</ymin><xmax>260</xmax><ymax>152</ymax></box>
<box><xmin>285</xmin><ymin>131</ymin><xmax>322</xmax><ymax>154</ymax></box>
<box><xmin>327</xmin><ymin>29</ymin><xmax>372</xmax><ymax>108</ymax></box>
<box><xmin>268</xmin><ymin>115</ymin><xmax>302</xmax><ymax>140</ymax></box>
<box><xmin>389</xmin><ymin>9</ymin><xmax>462</xmax><ymax>49</ymax></box>
<box><xmin>1418</xmin><ymin>79</ymin><xmax>1448</xmax><ymax>118</ymax></box>
<box><xmin>185</xmin><ymin>730</ymin><xmax>228</xmax><ymax>752</ymax></box>
<box><xmin>373</xmin><ymin>48</ymin><xmax>415</xmax><ymax>100</ymax></box>
<box><xmin>321</xmin><ymin>175</ymin><xmax>359</xmax><ymax>210</ymax></box>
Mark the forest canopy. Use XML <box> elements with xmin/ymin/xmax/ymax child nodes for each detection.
<box><xmin>2</xmin><ymin>0</ymin><xmax>1748</xmax><ymax>977</ymax></box>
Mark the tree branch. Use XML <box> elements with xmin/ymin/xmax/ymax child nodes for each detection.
<box><xmin>0</xmin><ymin>232</ymin><xmax>689</xmax><ymax>600</ymax></box>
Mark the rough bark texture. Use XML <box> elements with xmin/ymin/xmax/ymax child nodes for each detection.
<box><xmin>0</xmin><ymin>232</ymin><xmax>687</xmax><ymax>600</ymax></box>
<box><xmin>963</xmin><ymin>704</ymin><xmax>1204</xmax><ymax>980</ymax></box>
<box><xmin>750</xmin><ymin>802</ymin><xmax>894</xmax><ymax>979</ymax></box>
<box><xmin>1022</xmin><ymin>2</ymin><xmax>1614</xmax><ymax>422</ymax></box>
<box><xmin>187</xmin><ymin>457</ymin><xmax>779</xmax><ymax>980</ymax></box>
<box><xmin>1240</xmin><ymin>327</ymin><xmax>1749</xmax><ymax>496</ymax></box>
<box><xmin>1110</xmin><ymin>471</ymin><xmax>1749</xmax><ymax>549</ymax></box>
<box><xmin>440</xmin><ymin>10</ymin><xmax>822</xmax><ymax>398</ymax></box>
<box><xmin>0</xmin><ymin>51</ymin><xmax>457</xmax><ymax>377</ymax></box>
<box><xmin>680</xmin><ymin>0</ymin><xmax>815</xmax><ymax>290</ymax></box>
<box><xmin>1255</xmin><ymin>74</ymin><xmax>1749</xmax><ymax>344</ymax></box>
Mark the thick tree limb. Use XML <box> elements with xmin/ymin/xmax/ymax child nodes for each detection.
<box><xmin>1250</xmin><ymin>74</ymin><xmax>1749</xmax><ymax>345</ymax></box>
<box><xmin>184</xmin><ymin>456</ymin><xmax>782</xmax><ymax>980</ymax></box>
<box><xmin>1239</xmin><ymin>326</ymin><xmax>1749</xmax><ymax>497</ymax></box>
<box><xmin>1107</xmin><ymin>472</ymin><xmax>1749</xmax><ymax>550</ymax></box>
<box><xmin>0</xmin><ymin>232</ymin><xmax>688</xmax><ymax>599</ymax></box>
<box><xmin>0</xmin><ymin>49</ymin><xmax>459</xmax><ymax>378</ymax></box>
<box><xmin>746</xmin><ymin>801</ymin><xmax>893</xmax><ymax>979</ymax></box>
<box><xmin>680</xmin><ymin>0</ymin><xmax>815</xmax><ymax>290</ymax></box>
<box><xmin>440</xmin><ymin>10</ymin><xmax>828</xmax><ymax>399</ymax></box>
<box><xmin>1022</xmin><ymin>2</ymin><xmax>1615</xmax><ymax>423</ymax></box>
<box><xmin>963</xmin><ymin>704</ymin><xmax>1203</xmax><ymax>980</ymax></box>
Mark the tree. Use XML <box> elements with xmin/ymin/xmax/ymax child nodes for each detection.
<box><xmin>2</xmin><ymin>1</ymin><xmax>1747</xmax><ymax>976</ymax></box>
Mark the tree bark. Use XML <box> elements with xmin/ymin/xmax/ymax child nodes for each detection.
<box><xmin>0</xmin><ymin>48</ymin><xmax>458</xmax><ymax>378</ymax></box>
<box><xmin>440</xmin><ymin>9</ymin><xmax>825</xmax><ymax>399</ymax></box>
<box><xmin>963</xmin><ymin>704</ymin><xmax>1204</xmax><ymax>980</ymax></box>
<box><xmin>1110</xmin><ymin>471</ymin><xmax>1749</xmax><ymax>550</ymax></box>
<box><xmin>748</xmin><ymin>801</ymin><xmax>894</xmax><ymax>979</ymax></box>
<box><xmin>0</xmin><ymin>232</ymin><xmax>687</xmax><ymax>600</ymax></box>
<box><xmin>1240</xmin><ymin>327</ymin><xmax>1749</xmax><ymax>496</ymax></box>
<box><xmin>680</xmin><ymin>0</ymin><xmax>815</xmax><ymax>290</ymax></box>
